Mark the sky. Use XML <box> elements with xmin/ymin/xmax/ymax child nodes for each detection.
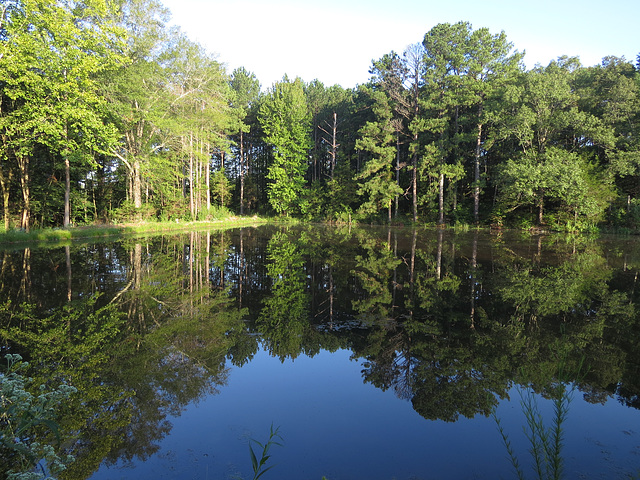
<box><xmin>159</xmin><ymin>0</ymin><xmax>638</xmax><ymax>89</ymax></box>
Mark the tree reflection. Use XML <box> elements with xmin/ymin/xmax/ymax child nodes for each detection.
<box><xmin>1</xmin><ymin>227</ymin><xmax>640</xmax><ymax>478</ymax></box>
<box><xmin>258</xmin><ymin>229</ymin><xmax>310</xmax><ymax>359</ymax></box>
<box><xmin>0</xmin><ymin>233</ymin><xmax>244</xmax><ymax>479</ymax></box>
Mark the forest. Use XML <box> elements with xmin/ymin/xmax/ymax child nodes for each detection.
<box><xmin>1</xmin><ymin>0</ymin><xmax>640</xmax><ymax>232</ymax></box>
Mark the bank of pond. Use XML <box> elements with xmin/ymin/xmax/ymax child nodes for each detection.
<box><xmin>1</xmin><ymin>225</ymin><xmax>639</xmax><ymax>479</ymax></box>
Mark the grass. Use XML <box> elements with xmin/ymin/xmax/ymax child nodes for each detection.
<box><xmin>0</xmin><ymin>215</ymin><xmax>268</xmax><ymax>248</ymax></box>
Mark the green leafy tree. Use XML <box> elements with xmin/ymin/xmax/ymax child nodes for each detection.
<box><xmin>164</xmin><ymin>36</ymin><xmax>232</xmax><ymax>219</ymax></box>
<box><xmin>574</xmin><ymin>57</ymin><xmax>640</xmax><ymax>227</ymax></box>
<box><xmin>420</xmin><ymin>22</ymin><xmax>523</xmax><ymax>224</ymax></box>
<box><xmin>0</xmin><ymin>0</ymin><xmax>127</xmax><ymax>230</ymax></box>
<box><xmin>355</xmin><ymin>86</ymin><xmax>403</xmax><ymax>222</ymax></box>
<box><xmin>496</xmin><ymin>58</ymin><xmax>614</xmax><ymax>227</ymax></box>
<box><xmin>230</xmin><ymin>67</ymin><xmax>261</xmax><ymax>215</ymax></box>
<box><xmin>368</xmin><ymin>46</ymin><xmax>426</xmax><ymax>222</ymax></box>
<box><xmin>104</xmin><ymin>0</ymin><xmax>175</xmax><ymax>214</ymax></box>
<box><xmin>421</xmin><ymin>22</ymin><xmax>471</xmax><ymax>224</ymax></box>
<box><xmin>464</xmin><ymin>26</ymin><xmax>523</xmax><ymax>223</ymax></box>
<box><xmin>258</xmin><ymin>77</ymin><xmax>311</xmax><ymax>215</ymax></box>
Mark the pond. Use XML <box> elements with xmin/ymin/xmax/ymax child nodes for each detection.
<box><xmin>1</xmin><ymin>225</ymin><xmax>639</xmax><ymax>479</ymax></box>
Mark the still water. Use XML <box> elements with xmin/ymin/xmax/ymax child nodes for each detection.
<box><xmin>1</xmin><ymin>225</ymin><xmax>639</xmax><ymax>479</ymax></box>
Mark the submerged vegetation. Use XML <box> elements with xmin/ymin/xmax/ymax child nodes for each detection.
<box><xmin>1</xmin><ymin>1</ymin><xmax>639</xmax><ymax>234</ymax></box>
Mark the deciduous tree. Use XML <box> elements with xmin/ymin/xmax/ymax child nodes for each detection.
<box><xmin>258</xmin><ymin>77</ymin><xmax>311</xmax><ymax>215</ymax></box>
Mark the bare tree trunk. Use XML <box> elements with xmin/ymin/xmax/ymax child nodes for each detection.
<box><xmin>220</xmin><ymin>151</ymin><xmax>225</xmax><ymax>209</ymax></box>
<box><xmin>473</xmin><ymin>105</ymin><xmax>483</xmax><ymax>224</ymax></box>
<box><xmin>436</xmin><ymin>228</ymin><xmax>443</xmax><ymax>279</ymax></box>
<box><xmin>538</xmin><ymin>189</ymin><xmax>544</xmax><ymax>225</ymax></box>
<box><xmin>239</xmin><ymin>130</ymin><xmax>245</xmax><ymax>215</ymax></box>
<box><xmin>132</xmin><ymin>159</ymin><xmax>142</xmax><ymax>209</ymax></box>
<box><xmin>438</xmin><ymin>172</ymin><xmax>445</xmax><ymax>225</ymax></box>
<box><xmin>206</xmin><ymin>142</ymin><xmax>211</xmax><ymax>211</ymax></box>
<box><xmin>18</xmin><ymin>155</ymin><xmax>30</xmax><ymax>231</ymax></box>
<box><xmin>330</xmin><ymin>112</ymin><xmax>337</xmax><ymax>179</ymax></box>
<box><xmin>395</xmin><ymin>131</ymin><xmax>400</xmax><ymax>218</ymax></box>
<box><xmin>64</xmin><ymin>157</ymin><xmax>71</xmax><ymax>227</ymax></box>
<box><xmin>412</xmin><ymin>150</ymin><xmax>417</xmax><ymax>222</ymax></box>
<box><xmin>0</xmin><ymin>166</ymin><xmax>12</xmax><ymax>231</ymax></box>
<box><xmin>189</xmin><ymin>133</ymin><xmax>194</xmax><ymax>219</ymax></box>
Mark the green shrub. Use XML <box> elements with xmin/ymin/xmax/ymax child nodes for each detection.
<box><xmin>1</xmin><ymin>355</ymin><xmax>76</xmax><ymax>480</ymax></box>
<box><xmin>109</xmin><ymin>201</ymin><xmax>157</xmax><ymax>223</ymax></box>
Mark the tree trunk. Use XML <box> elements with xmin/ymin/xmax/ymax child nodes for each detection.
<box><xmin>412</xmin><ymin>150</ymin><xmax>417</xmax><ymax>222</ymax></box>
<box><xmin>436</xmin><ymin>228</ymin><xmax>443</xmax><ymax>279</ymax></box>
<box><xmin>330</xmin><ymin>112</ymin><xmax>337</xmax><ymax>179</ymax></box>
<box><xmin>538</xmin><ymin>188</ymin><xmax>544</xmax><ymax>225</ymax></box>
<box><xmin>132</xmin><ymin>159</ymin><xmax>142</xmax><ymax>209</ymax></box>
<box><xmin>0</xmin><ymin>166</ymin><xmax>12</xmax><ymax>231</ymax></box>
<box><xmin>438</xmin><ymin>172</ymin><xmax>445</xmax><ymax>225</ymax></box>
<box><xmin>473</xmin><ymin>118</ymin><xmax>483</xmax><ymax>224</ymax></box>
<box><xmin>395</xmin><ymin>131</ymin><xmax>400</xmax><ymax>218</ymax></box>
<box><xmin>206</xmin><ymin>142</ymin><xmax>211</xmax><ymax>211</ymax></box>
<box><xmin>239</xmin><ymin>129</ymin><xmax>245</xmax><ymax>215</ymax></box>
<box><xmin>17</xmin><ymin>155</ymin><xmax>30</xmax><ymax>232</ymax></box>
<box><xmin>64</xmin><ymin>157</ymin><xmax>71</xmax><ymax>227</ymax></box>
<box><xmin>220</xmin><ymin>151</ymin><xmax>225</xmax><ymax>209</ymax></box>
<box><xmin>2</xmin><ymin>187</ymin><xmax>9</xmax><ymax>232</ymax></box>
<box><xmin>189</xmin><ymin>133</ymin><xmax>194</xmax><ymax>219</ymax></box>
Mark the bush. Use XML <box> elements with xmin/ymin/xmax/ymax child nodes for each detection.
<box><xmin>198</xmin><ymin>205</ymin><xmax>232</xmax><ymax>221</ymax></box>
<box><xmin>109</xmin><ymin>201</ymin><xmax>157</xmax><ymax>223</ymax></box>
<box><xmin>1</xmin><ymin>355</ymin><xmax>75</xmax><ymax>480</ymax></box>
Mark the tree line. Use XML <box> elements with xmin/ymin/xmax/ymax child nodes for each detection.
<box><xmin>1</xmin><ymin>0</ymin><xmax>639</xmax><ymax>231</ymax></box>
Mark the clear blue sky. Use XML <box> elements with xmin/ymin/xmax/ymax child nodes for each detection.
<box><xmin>160</xmin><ymin>0</ymin><xmax>638</xmax><ymax>89</ymax></box>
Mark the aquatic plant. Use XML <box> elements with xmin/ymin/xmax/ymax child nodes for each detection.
<box><xmin>493</xmin><ymin>383</ymin><xmax>574</xmax><ymax>480</ymax></box>
<box><xmin>248</xmin><ymin>424</ymin><xmax>283</xmax><ymax>480</ymax></box>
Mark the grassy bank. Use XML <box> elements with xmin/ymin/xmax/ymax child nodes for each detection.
<box><xmin>0</xmin><ymin>216</ymin><xmax>268</xmax><ymax>249</ymax></box>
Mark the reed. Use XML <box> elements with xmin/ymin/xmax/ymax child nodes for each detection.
<box><xmin>248</xmin><ymin>424</ymin><xmax>283</xmax><ymax>480</ymax></box>
<box><xmin>493</xmin><ymin>384</ymin><xmax>573</xmax><ymax>480</ymax></box>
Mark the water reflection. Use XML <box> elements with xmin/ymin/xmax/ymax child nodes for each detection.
<box><xmin>1</xmin><ymin>226</ymin><xmax>639</xmax><ymax>478</ymax></box>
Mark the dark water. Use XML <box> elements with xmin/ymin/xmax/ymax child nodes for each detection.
<box><xmin>1</xmin><ymin>225</ymin><xmax>639</xmax><ymax>479</ymax></box>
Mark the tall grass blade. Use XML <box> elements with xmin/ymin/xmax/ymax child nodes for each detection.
<box><xmin>248</xmin><ymin>424</ymin><xmax>283</xmax><ymax>480</ymax></box>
